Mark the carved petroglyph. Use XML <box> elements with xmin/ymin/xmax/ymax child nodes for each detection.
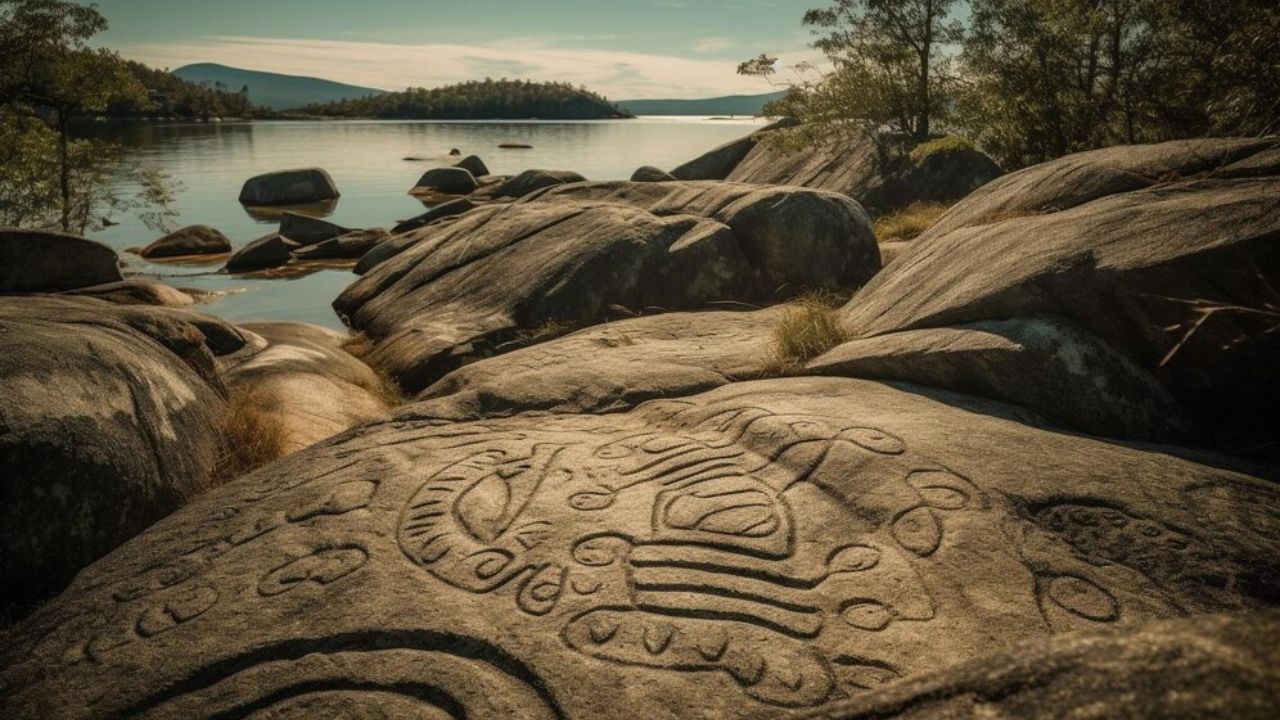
<box><xmin>258</xmin><ymin>545</ymin><xmax>369</xmax><ymax>597</ymax></box>
<box><xmin>393</xmin><ymin>407</ymin><xmax>963</xmax><ymax>707</ymax></box>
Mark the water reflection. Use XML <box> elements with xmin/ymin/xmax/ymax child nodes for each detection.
<box><xmin>78</xmin><ymin>117</ymin><xmax>768</xmax><ymax>328</ymax></box>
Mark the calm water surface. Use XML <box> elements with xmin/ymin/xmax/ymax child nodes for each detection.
<box><xmin>84</xmin><ymin>117</ymin><xmax>767</xmax><ymax>330</ymax></box>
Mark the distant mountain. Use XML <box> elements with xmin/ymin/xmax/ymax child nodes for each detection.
<box><xmin>617</xmin><ymin>91</ymin><xmax>788</xmax><ymax>116</ymax></box>
<box><xmin>171</xmin><ymin>63</ymin><xmax>384</xmax><ymax>110</ymax></box>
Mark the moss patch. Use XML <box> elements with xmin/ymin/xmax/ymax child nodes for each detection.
<box><xmin>909</xmin><ymin>135</ymin><xmax>976</xmax><ymax>164</ymax></box>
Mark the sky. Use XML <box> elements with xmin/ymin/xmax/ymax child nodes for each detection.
<box><xmin>93</xmin><ymin>0</ymin><xmax>825</xmax><ymax>99</ymax></box>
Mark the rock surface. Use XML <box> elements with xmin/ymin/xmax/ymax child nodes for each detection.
<box><xmin>488</xmin><ymin>169</ymin><xmax>586</xmax><ymax>199</ymax></box>
<box><xmin>0</xmin><ymin>229</ymin><xmax>122</xmax><ymax>292</ymax></box>
<box><xmin>631</xmin><ymin>165</ymin><xmax>677</xmax><ymax>182</ymax></box>
<box><xmin>334</xmin><ymin>182</ymin><xmax>877</xmax><ymax>392</ymax></box>
<box><xmin>224</xmin><ymin>233</ymin><xmax>301</xmax><ymax>273</ymax></box>
<box><xmin>794</xmin><ymin>611</ymin><xmax>1280</xmax><ymax>720</ymax></box>
<box><xmin>238</xmin><ymin>168</ymin><xmax>340</xmax><ymax>206</ymax></box>
<box><xmin>139</xmin><ymin>225</ymin><xmax>231</xmax><ymax>259</ymax></box>
<box><xmin>454</xmin><ymin>154</ymin><xmax>490</xmax><ymax>178</ymax></box>
<box><xmin>840</xmin><ymin>140</ymin><xmax>1280</xmax><ymax>447</ymax></box>
<box><xmin>414</xmin><ymin>166</ymin><xmax>479</xmax><ymax>196</ymax></box>
<box><xmin>1</xmin><ymin>377</ymin><xmax>1276</xmax><ymax>718</ymax></box>
<box><xmin>278</xmin><ymin>213</ymin><xmax>351</xmax><ymax>245</ymax></box>
<box><xmin>809</xmin><ymin>317</ymin><xmax>1192</xmax><ymax>442</ymax></box>
<box><xmin>63</xmin><ymin>278</ymin><xmax>198</xmax><ymax>308</ymax></box>
<box><xmin>290</xmin><ymin>228</ymin><xmax>390</xmax><ymax>261</ymax></box>
<box><xmin>389</xmin><ymin>198</ymin><xmax>477</xmax><ymax>235</ymax></box>
<box><xmin>0</xmin><ymin>297</ymin><xmax>241</xmax><ymax>614</ymax></box>
<box><xmin>223</xmin><ymin>323</ymin><xmax>391</xmax><ymax>453</ymax></box>
<box><xmin>410</xmin><ymin>307</ymin><xmax>785</xmax><ymax>420</ymax></box>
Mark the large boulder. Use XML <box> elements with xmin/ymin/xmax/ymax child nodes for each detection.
<box><xmin>0</xmin><ymin>297</ymin><xmax>243</xmax><ymax>615</ymax></box>
<box><xmin>238</xmin><ymin>168</ymin><xmax>340</xmax><ymax>206</ymax></box>
<box><xmin>334</xmin><ymin>182</ymin><xmax>877</xmax><ymax>393</ymax></box>
<box><xmin>413</xmin><ymin>166</ymin><xmax>479</xmax><ymax>196</ymax></box>
<box><xmin>671</xmin><ymin>118</ymin><xmax>798</xmax><ymax>181</ymax></box>
<box><xmin>528</xmin><ymin>180</ymin><xmax>880</xmax><ymax>292</ymax></box>
<box><xmin>631</xmin><ymin>165</ymin><xmax>677</xmax><ymax>182</ymax></box>
<box><xmin>0</xmin><ymin>229</ymin><xmax>122</xmax><ymax>293</ymax></box>
<box><xmin>488</xmin><ymin>169</ymin><xmax>586</xmax><ymax>200</ymax></box>
<box><xmin>224</xmin><ymin>233</ymin><xmax>301</xmax><ymax>273</ymax></box>
<box><xmin>410</xmin><ymin>307</ymin><xmax>786</xmax><ymax>420</ymax></box>
<box><xmin>278</xmin><ymin>213</ymin><xmax>351</xmax><ymax>245</ymax></box>
<box><xmin>63</xmin><ymin>278</ymin><xmax>198</xmax><ymax>308</ymax></box>
<box><xmin>222</xmin><ymin>323</ymin><xmax>392</xmax><ymax>454</ymax></box>
<box><xmin>809</xmin><ymin>317</ymin><xmax>1192</xmax><ymax>443</ymax></box>
<box><xmin>1</xmin><ymin>377</ymin><xmax>1276</xmax><ymax>718</ymax></box>
<box><xmin>839</xmin><ymin>139</ymin><xmax>1280</xmax><ymax>448</ymax></box>
<box><xmin>795</xmin><ymin>611</ymin><xmax>1280</xmax><ymax>720</ymax></box>
<box><xmin>138</xmin><ymin>225</ymin><xmax>231</xmax><ymax>259</ymax></box>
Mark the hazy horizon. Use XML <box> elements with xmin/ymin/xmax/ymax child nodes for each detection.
<box><xmin>92</xmin><ymin>0</ymin><xmax>824</xmax><ymax>99</ymax></box>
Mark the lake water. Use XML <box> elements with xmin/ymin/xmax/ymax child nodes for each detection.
<box><xmin>82</xmin><ymin>117</ymin><xmax>768</xmax><ymax>330</ymax></box>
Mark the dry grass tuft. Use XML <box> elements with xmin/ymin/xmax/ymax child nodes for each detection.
<box><xmin>208</xmin><ymin>390</ymin><xmax>290</xmax><ymax>490</ymax></box>
<box><xmin>873</xmin><ymin>202</ymin><xmax>949</xmax><ymax>242</ymax></box>
<box><xmin>340</xmin><ymin>332</ymin><xmax>376</xmax><ymax>360</ymax></box>
<box><xmin>766</xmin><ymin>290</ymin><xmax>849</xmax><ymax>373</ymax></box>
<box><xmin>512</xmin><ymin>319</ymin><xmax>576</xmax><ymax>347</ymax></box>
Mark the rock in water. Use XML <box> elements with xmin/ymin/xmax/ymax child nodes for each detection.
<box><xmin>413</xmin><ymin>166</ymin><xmax>479</xmax><ymax>196</ymax></box>
<box><xmin>334</xmin><ymin>181</ymin><xmax>877</xmax><ymax>393</ymax></box>
<box><xmin>794</xmin><ymin>611</ymin><xmax>1280</xmax><ymax>720</ymax></box>
<box><xmin>840</xmin><ymin>138</ymin><xmax>1280</xmax><ymax>447</ymax></box>
<box><xmin>290</xmin><ymin>228</ymin><xmax>390</xmax><ymax>261</ymax></box>
<box><xmin>238</xmin><ymin>168</ymin><xmax>340</xmax><ymax>206</ymax></box>
<box><xmin>487</xmin><ymin>169</ymin><xmax>586</xmax><ymax>199</ymax></box>
<box><xmin>0</xmin><ymin>229</ymin><xmax>122</xmax><ymax>292</ymax></box>
<box><xmin>277</xmin><ymin>213</ymin><xmax>351</xmax><ymax>245</ymax></box>
<box><xmin>631</xmin><ymin>165</ymin><xmax>677</xmax><ymax>182</ymax></box>
<box><xmin>224</xmin><ymin>233</ymin><xmax>301</xmax><ymax>273</ymax></box>
<box><xmin>454</xmin><ymin>154</ymin><xmax>490</xmax><ymax>177</ymax></box>
<box><xmin>1</xmin><ymin>378</ymin><xmax>1276</xmax><ymax>718</ymax></box>
<box><xmin>0</xmin><ymin>297</ymin><xmax>241</xmax><ymax>614</ymax></box>
<box><xmin>139</xmin><ymin>225</ymin><xmax>231</xmax><ymax>259</ymax></box>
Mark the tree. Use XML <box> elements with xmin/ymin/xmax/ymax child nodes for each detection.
<box><xmin>0</xmin><ymin>0</ymin><xmax>176</xmax><ymax>233</ymax></box>
<box><xmin>743</xmin><ymin>1</ymin><xmax>962</xmax><ymax>141</ymax></box>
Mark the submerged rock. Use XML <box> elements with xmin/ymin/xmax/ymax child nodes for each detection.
<box><xmin>138</xmin><ymin>225</ymin><xmax>231</xmax><ymax>259</ymax></box>
<box><xmin>0</xmin><ymin>229</ymin><xmax>122</xmax><ymax>293</ymax></box>
<box><xmin>238</xmin><ymin>168</ymin><xmax>340</xmax><ymax>206</ymax></box>
<box><xmin>278</xmin><ymin>212</ymin><xmax>351</xmax><ymax>245</ymax></box>
<box><xmin>0</xmin><ymin>297</ymin><xmax>242</xmax><ymax>615</ymax></box>
<box><xmin>1</xmin><ymin>377</ymin><xmax>1275</xmax><ymax>718</ymax></box>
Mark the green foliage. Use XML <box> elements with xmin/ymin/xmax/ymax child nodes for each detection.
<box><xmin>959</xmin><ymin>0</ymin><xmax>1280</xmax><ymax>168</ymax></box>
<box><xmin>304</xmin><ymin>78</ymin><xmax>631</xmax><ymax>120</ymax></box>
<box><xmin>908</xmin><ymin>135</ymin><xmax>974</xmax><ymax>164</ymax></box>
<box><xmin>113</xmin><ymin>60</ymin><xmax>254</xmax><ymax>119</ymax></box>
<box><xmin>0</xmin><ymin>0</ymin><xmax>184</xmax><ymax>232</ymax></box>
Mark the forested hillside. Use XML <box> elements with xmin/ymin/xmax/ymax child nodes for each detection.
<box><xmin>305</xmin><ymin>78</ymin><xmax>632</xmax><ymax>119</ymax></box>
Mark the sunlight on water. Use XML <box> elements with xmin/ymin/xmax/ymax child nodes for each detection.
<box><xmin>81</xmin><ymin>116</ymin><xmax>768</xmax><ymax>330</ymax></box>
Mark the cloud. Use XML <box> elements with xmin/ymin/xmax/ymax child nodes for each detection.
<box><xmin>693</xmin><ymin>37</ymin><xmax>734</xmax><ymax>54</ymax></box>
<box><xmin>118</xmin><ymin>35</ymin><xmax>819</xmax><ymax>99</ymax></box>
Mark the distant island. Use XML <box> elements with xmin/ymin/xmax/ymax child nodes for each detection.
<box><xmin>616</xmin><ymin>91</ymin><xmax>787</xmax><ymax>116</ymax></box>
<box><xmin>302</xmin><ymin>78</ymin><xmax>632</xmax><ymax>120</ymax></box>
<box><xmin>173</xmin><ymin>63</ymin><xmax>385</xmax><ymax>111</ymax></box>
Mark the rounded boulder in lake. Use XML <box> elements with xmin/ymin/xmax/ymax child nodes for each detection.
<box><xmin>238</xmin><ymin>168</ymin><xmax>340</xmax><ymax>206</ymax></box>
<box><xmin>139</xmin><ymin>225</ymin><xmax>232</xmax><ymax>259</ymax></box>
<box><xmin>0</xmin><ymin>229</ymin><xmax>122</xmax><ymax>292</ymax></box>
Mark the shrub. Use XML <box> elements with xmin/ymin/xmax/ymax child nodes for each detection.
<box><xmin>769</xmin><ymin>290</ymin><xmax>849</xmax><ymax>370</ymax></box>
<box><xmin>909</xmin><ymin>135</ymin><xmax>975</xmax><ymax>164</ymax></box>
<box><xmin>874</xmin><ymin>202</ymin><xmax>949</xmax><ymax>242</ymax></box>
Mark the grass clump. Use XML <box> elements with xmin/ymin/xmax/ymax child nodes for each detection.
<box><xmin>909</xmin><ymin>134</ymin><xmax>975</xmax><ymax>164</ymax></box>
<box><xmin>209</xmin><ymin>389</ymin><xmax>289</xmax><ymax>489</ymax></box>
<box><xmin>768</xmin><ymin>290</ymin><xmax>849</xmax><ymax>370</ymax></box>
<box><xmin>340</xmin><ymin>332</ymin><xmax>375</xmax><ymax>360</ymax></box>
<box><xmin>512</xmin><ymin>319</ymin><xmax>576</xmax><ymax>347</ymax></box>
<box><xmin>873</xmin><ymin>202</ymin><xmax>949</xmax><ymax>242</ymax></box>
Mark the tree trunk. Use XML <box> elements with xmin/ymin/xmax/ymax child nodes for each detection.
<box><xmin>57</xmin><ymin>111</ymin><xmax>70</xmax><ymax>233</ymax></box>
